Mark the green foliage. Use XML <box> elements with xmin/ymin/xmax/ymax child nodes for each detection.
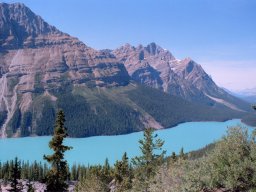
<box><xmin>127</xmin><ymin>85</ymin><xmax>242</xmax><ymax>128</ymax></box>
<box><xmin>179</xmin><ymin>147</ymin><xmax>186</xmax><ymax>160</ymax></box>
<box><xmin>102</xmin><ymin>158</ymin><xmax>112</xmax><ymax>184</ymax></box>
<box><xmin>177</xmin><ymin>126</ymin><xmax>256</xmax><ymax>192</ymax></box>
<box><xmin>8</xmin><ymin>84</ymin><xmax>251</xmax><ymax>138</ymax></box>
<box><xmin>73</xmin><ymin>144</ymin><xmax>134</xmax><ymax>191</ymax></box>
<box><xmin>34</xmin><ymin>99</ymin><xmax>55</xmax><ymax>136</ymax></box>
<box><xmin>75</xmin><ymin>175</ymin><xmax>109</xmax><ymax>192</ymax></box>
<box><xmin>43</xmin><ymin>110</ymin><xmax>72</xmax><ymax>192</ymax></box>
<box><xmin>8</xmin><ymin>157</ymin><xmax>21</xmax><ymax>192</ymax></box>
<box><xmin>0</xmin><ymin>159</ymin><xmax>49</xmax><ymax>182</ymax></box>
<box><xmin>170</xmin><ymin>152</ymin><xmax>177</xmax><ymax>162</ymax></box>
<box><xmin>113</xmin><ymin>152</ymin><xmax>133</xmax><ymax>192</ymax></box>
<box><xmin>56</xmin><ymin>93</ymin><xmax>142</xmax><ymax>137</ymax></box>
<box><xmin>73</xmin><ymin>163</ymin><xmax>114</xmax><ymax>192</ymax></box>
<box><xmin>187</xmin><ymin>143</ymin><xmax>215</xmax><ymax>160</ymax></box>
<box><xmin>3</xmin><ymin>103</ymin><xmax>255</xmax><ymax>192</ymax></box>
<box><xmin>132</xmin><ymin>128</ymin><xmax>166</xmax><ymax>191</ymax></box>
<box><xmin>205</xmin><ymin>127</ymin><xmax>256</xmax><ymax>191</ymax></box>
<box><xmin>20</xmin><ymin>111</ymin><xmax>32</xmax><ymax>137</ymax></box>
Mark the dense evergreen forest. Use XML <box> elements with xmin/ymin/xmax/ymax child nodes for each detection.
<box><xmin>5</xmin><ymin>84</ymin><xmax>253</xmax><ymax>138</ymax></box>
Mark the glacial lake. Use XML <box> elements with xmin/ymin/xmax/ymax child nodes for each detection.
<box><xmin>0</xmin><ymin>119</ymin><xmax>253</xmax><ymax>165</ymax></box>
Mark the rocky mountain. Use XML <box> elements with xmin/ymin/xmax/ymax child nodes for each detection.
<box><xmin>0</xmin><ymin>3</ymin><xmax>253</xmax><ymax>138</ymax></box>
<box><xmin>0</xmin><ymin>3</ymin><xmax>130</xmax><ymax>138</ymax></box>
<box><xmin>113</xmin><ymin>43</ymin><xmax>251</xmax><ymax>112</ymax></box>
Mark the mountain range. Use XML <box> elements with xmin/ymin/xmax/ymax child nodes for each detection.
<box><xmin>0</xmin><ymin>3</ymin><xmax>254</xmax><ymax>138</ymax></box>
<box><xmin>234</xmin><ymin>88</ymin><xmax>256</xmax><ymax>103</ymax></box>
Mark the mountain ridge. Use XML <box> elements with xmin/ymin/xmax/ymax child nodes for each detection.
<box><xmin>0</xmin><ymin>3</ymin><xmax>253</xmax><ymax>138</ymax></box>
<box><xmin>113</xmin><ymin>42</ymin><xmax>251</xmax><ymax>112</ymax></box>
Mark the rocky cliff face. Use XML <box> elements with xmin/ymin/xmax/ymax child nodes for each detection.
<box><xmin>0</xmin><ymin>3</ymin><xmax>130</xmax><ymax>138</ymax></box>
<box><xmin>0</xmin><ymin>3</ymin><xmax>62</xmax><ymax>50</ymax></box>
<box><xmin>0</xmin><ymin>3</ymin><xmax>129</xmax><ymax>87</ymax></box>
<box><xmin>113</xmin><ymin>43</ymin><xmax>250</xmax><ymax>111</ymax></box>
<box><xmin>0</xmin><ymin>3</ymin><xmax>252</xmax><ymax>138</ymax></box>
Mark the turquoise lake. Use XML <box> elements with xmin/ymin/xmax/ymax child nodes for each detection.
<box><xmin>0</xmin><ymin>119</ymin><xmax>253</xmax><ymax>165</ymax></box>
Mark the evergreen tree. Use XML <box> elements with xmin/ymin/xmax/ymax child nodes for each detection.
<box><xmin>132</xmin><ymin>128</ymin><xmax>166</xmax><ymax>191</ymax></box>
<box><xmin>114</xmin><ymin>152</ymin><xmax>132</xmax><ymax>191</ymax></box>
<box><xmin>171</xmin><ymin>152</ymin><xmax>177</xmax><ymax>162</ymax></box>
<box><xmin>102</xmin><ymin>158</ymin><xmax>111</xmax><ymax>183</ymax></box>
<box><xmin>179</xmin><ymin>147</ymin><xmax>186</xmax><ymax>160</ymax></box>
<box><xmin>252</xmin><ymin>105</ymin><xmax>256</xmax><ymax>138</ymax></box>
<box><xmin>43</xmin><ymin>110</ymin><xmax>72</xmax><ymax>192</ymax></box>
<box><xmin>0</xmin><ymin>162</ymin><xmax>2</xmax><ymax>179</ymax></box>
<box><xmin>71</xmin><ymin>164</ymin><xmax>78</xmax><ymax>181</ymax></box>
<box><xmin>8</xmin><ymin>157</ymin><xmax>21</xmax><ymax>192</ymax></box>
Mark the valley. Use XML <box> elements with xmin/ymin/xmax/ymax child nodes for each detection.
<box><xmin>0</xmin><ymin>3</ymin><xmax>254</xmax><ymax>138</ymax></box>
<box><xmin>0</xmin><ymin>2</ymin><xmax>256</xmax><ymax>191</ymax></box>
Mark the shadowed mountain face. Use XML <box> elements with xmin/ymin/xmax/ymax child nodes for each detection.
<box><xmin>0</xmin><ymin>3</ymin><xmax>253</xmax><ymax>138</ymax></box>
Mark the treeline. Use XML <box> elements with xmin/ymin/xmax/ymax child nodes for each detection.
<box><xmin>0</xmin><ymin>160</ymin><xmax>48</xmax><ymax>181</ymax></box>
<box><xmin>6</xmin><ymin>84</ymin><xmax>250</xmax><ymax>138</ymax></box>
<box><xmin>0</xmin><ymin>126</ymin><xmax>167</xmax><ymax>191</ymax></box>
<box><xmin>127</xmin><ymin>85</ymin><xmax>243</xmax><ymax>127</ymax></box>
<box><xmin>0</xmin><ymin>109</ymin><xmax>168</xmax><ymax>191</ymax></box>
<box><xmin>21</xmin><ymin>91</ymin><xmax>143</xmax><ymax>137</ymax></box>
<box><xmin>56</xmin><ymin>93</ymin><xmax>142</xmax><ymax>137</ymax></box>
<box><xmin>1</xmin><ymin>108</ymin><xmax>256</xmax><ymax>191</ymax></box>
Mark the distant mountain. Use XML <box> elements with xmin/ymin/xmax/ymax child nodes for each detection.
<box><xmin>113</xmin><ymin>43</ymin><xmax>251</xmax><ymax>112</ymax></box>
<box><xmin>233</xmin><ymin>88</ymin><xmax>256</xmax><ymax>103</ymax></box>
<box><xmin>0</xmin><ymin>3</ymin><xmax>253</xmax><ymax>138</ymax></box>
<box><xmin>237</xmin><ymin>87</ymin><xmax>256</xmax><ymax>96</ymax></box>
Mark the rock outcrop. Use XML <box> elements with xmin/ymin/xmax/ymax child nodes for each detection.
<box><xmin>113</xmin><ymin>43</ymin><xmax>250</xmax><ymax>111</ymax></box>
<box><xmin>0</xmin><ymin>3</ymin><xmax>130</xmax><ymax>138</ymax></box>
<box><xmin>0</xmin><ymin>3</ymin><xmax>252</xmax><ymax>138</ymax></box>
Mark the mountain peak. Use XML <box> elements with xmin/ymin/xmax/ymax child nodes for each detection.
<box><xmin>0</xmin><ymin>2</ymin><xmax>26</xmax><ymax>7</ymax></box>
<box><xmin>183</xmin><ymin>57</ymin><xmax>193</xmax><ymax>62</ymax></box>
<box><xmin>0</xmin><ymin>2</ymin><xmax>63</xmax><ymax>49</ymax></box>
<box><xmin>145</xmin><ymin>42</ymin><xmax>162</xmax><ymax>55</ymax></box>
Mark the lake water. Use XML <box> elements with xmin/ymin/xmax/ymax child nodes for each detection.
<box><xmin>0</xmin><ymin>119</ymin><xmax>253</xmax><ymax>165</ymax></box>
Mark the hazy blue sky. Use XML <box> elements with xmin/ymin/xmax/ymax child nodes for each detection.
<box><xmin>2</xmin><ymin>0</ymin><xmax>256</xmax><ymax>91</ymax></box>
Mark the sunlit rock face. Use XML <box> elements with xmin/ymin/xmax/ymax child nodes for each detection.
<box><xmin>0</xmin><ymin>3</ymin><xmax>251</xmax><ymax>138</ymax></box>
<box><xmin>113</xmin><ymin>42</ymin><xmax>250</xmax><ymax>111</ymax></box>
<box><xmin>0</xmin><ymin>3</ymin><xmax>130</xmax><ymax>137</ymax></box>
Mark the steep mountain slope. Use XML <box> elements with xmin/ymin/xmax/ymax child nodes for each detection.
<box><xmin>0</xmin><ymin>3</ymin><xmax>253</xmax><ymax>138</ymax></box>
<box><xmin>113</xmin><ymin>43</ymin><xmax>251</xmax><ymax>112</ymax></box>
<box><xmin>0</xmin><ymin>3</ymin><xmax>130</xmax><ymax>137</ymax></box>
